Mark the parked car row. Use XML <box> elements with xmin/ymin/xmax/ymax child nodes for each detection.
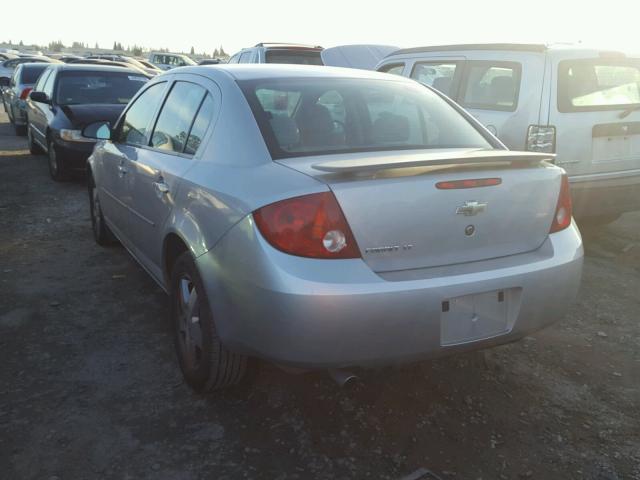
<box><xmin>6</xmin><ymin>40</ymin><xmax>638</xmax><ymax>396</ymax></box>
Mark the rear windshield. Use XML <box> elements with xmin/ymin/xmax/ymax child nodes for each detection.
<box><xmin>558</xmin><ymin>58</ymin><xmax>640</xmax><ymax>112</ymax></box>
<box><xmin>55</xmin><ymin>71</ymin><xmax>148</xmax><ymax>106</ymax></box>
<box><xmin>21</xmin><ymin>65</ymin><xmax>48</xmax><ymax>84</ymax></box>
<box><xmin>240</xmin><ymin>77</ymin><xmax>493</xmax><ymax>159</ymax></box>
<box><xmin>265</xmin><ymin>50</ymin><xmax>324</xmax><ymax>65</ymax></box>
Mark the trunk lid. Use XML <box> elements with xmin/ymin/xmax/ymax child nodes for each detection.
<box><xmin>277</xmin><ymin>149</ymin><xmax>561</xmax><ymax>272</ymax></box>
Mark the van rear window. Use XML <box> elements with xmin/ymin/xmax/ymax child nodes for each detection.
<box><xmin>558</xmin><ymin>59</ymin><xmax>640</xmax><ymax>112</ymax></box>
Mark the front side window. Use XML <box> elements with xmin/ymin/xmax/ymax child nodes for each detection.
<box><xmin>378</xmin><ymin>63</ymin><xmax>405</xmax><ymax>76</ymax></box>
<box><xmin>238</xmin><ymin>52</ymin><xmax>254</xmax><ymax>64</ymax></box>
<box><xmin>241</xmin><ymin>77</ymin><xmax>492</xmax><ymax>159</ymax></box>
<box><xmin>116</xmin><ymin>82</ymin><xmax>166</xmax><ymax>146</ymax></box>
<box><xmin>33</xmin><ymin>69</ymin><xmax>51</xmax><ymax>92</ymax></box>
<box><xmin>411</xmin><ymin>62</ymin><xmax>459</xmax><ymax>97</ymax></box>
<box><xmin>265</xmin><ymin>50</ymin><xmax>323</xmax><ymax>65</ymax></box>
<box><xmin>42</xmin><ymin>71</ymin><xmax>56</xmax><ymax>98</ymax></box>
<box><xmin>460</xmin><ymin>62</ymin><xmax>521</xmax><ymax>111</ymax></box>
<box><xmin>150</xmin><ymin>81</ymin><xmax>206</xmax><ymax>153</ymax></box>
<box><xmin>55</xmin><ymin>71</ymin><xmax>148</xmax><ymax>106</ymax></box>
<box><xmin>558</xmin><ymin>59</ymin><xmax>640</xmax><ymax>112</ymax></box>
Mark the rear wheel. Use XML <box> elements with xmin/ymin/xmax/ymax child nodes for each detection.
<box><xmin>171</xmin><ymin>252</ymin><xmax>249</xmax><ymax>392</ymax></box>
<box><xmin>48</xmin><ymin>141</ymin><xmax>68</xmax><ymax>182</ymax></box>
<box><xmin>89</xmin><ymin>180</ymin><xmax>116</xmax><ymax>245</ymax></box>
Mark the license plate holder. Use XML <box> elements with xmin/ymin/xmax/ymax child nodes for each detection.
<box><xmin>440</xmin><ymin>289</ymin><xmax>516</xmax><ymax>346</ymax></box>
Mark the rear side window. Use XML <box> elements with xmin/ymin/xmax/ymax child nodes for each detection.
<box><xmin>21</xmin><ymin>65</ymin><xmax>47</xmax><ymax>84</ymax></box>
<box><xmin>184</xmin><ymin>94</ymin><xmax>215</xmax><ymax>154</ymax></box>
<box><xmin>117</xmin><ymin>82</ymin><xmax>166</xmax><ymax>146</ymax></box>
<box><xmin>460</xmin><ymin>62</ymin><xmax>521</xmax><ymax>111</ymax></box>
<box><xmin>558</xmin><ymin>59</ymin><xmax>640</xmax><ymax>112</ymax></box>
<box><xmin>150</xmin><ymin>81</ymin><xmax>206</xmax><ymax>153</ymax></box>
<box><xmin>265</xmin><ymin>50</ymin><xmax>323</xmax><ymax>65</ymax></box>
<box><xmin>378</xmin><ymin>63</ymin><xmax>405</xmax><ymax>76</ymax></box>
<box><xmin>411</xmin><ymin>62</ymin><xmax>459</xmax><ymax>97</ymax></box>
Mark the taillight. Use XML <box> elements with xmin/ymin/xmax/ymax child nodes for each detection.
<box><xmin>253</xmin><ymin>192</ymin><xmax>360</xmax><ymax>259</ymax></box>
<box><xmin>20</xmin><ymin>87</ymin><xmax>33</xmax><ymax>100</ymax></box>
<box><xmin>550</xmin><ymin>174</ymin><xmax>572</xmax><ymax>233</ymax></box>
<box><xmin>526</xmin><ymin>125</ymin><xmax>556</xmax><ymax>153</ymax></box>
<box><xmin>436</xmin><ymin>178</ymin><xmax>502</xmax><ymax>189</ymax></box>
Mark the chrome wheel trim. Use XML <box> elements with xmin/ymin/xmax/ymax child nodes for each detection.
<box><xmin>176</xmin><ymin>275</ymin><xmax>203</xmax><ymax>370</ymax></box>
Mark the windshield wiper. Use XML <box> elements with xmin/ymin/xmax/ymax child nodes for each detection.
<box><xmin>619</xmin><ymin>103</ymin><xmax>640</xmax><ymax>119</ymax></box>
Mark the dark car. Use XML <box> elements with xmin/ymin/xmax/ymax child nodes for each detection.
<box><xmin>1</xmin><ymin>62</ymin><xmax>50</xmax><ymax>135</ymax></box>
<box><xmin>26</xmin><ymin>64</ymin><xmax>149</xmax><ymax>181</ymax></box>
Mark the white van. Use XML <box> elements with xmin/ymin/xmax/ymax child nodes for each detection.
<box><xmin>377</xmin><ymin>44</ymin><xmax>640</xmax><ymax>223</ymax></box>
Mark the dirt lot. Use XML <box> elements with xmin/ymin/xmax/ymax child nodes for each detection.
<box><xmin>0</xmin><ymin>110</ymin><xmax>638</xmax><ymax>480</ymax></box>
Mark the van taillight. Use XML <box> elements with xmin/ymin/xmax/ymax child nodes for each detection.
<box><xmin>526</xmin><ymin>125</ymin><xmax>556</xmax><ymax>153</ymax></box>
<box><xmin>550</xmin><ymin>174</ymin><xmax>572</xmax><ymax>233</ymax></box>
<box><xmin>20</xmin><ymin>87</ymin><xmax>33</xmax><ymax>100</ymax></box>
<box><xmin>253</xmin><ymin>192</ymin><xmax>360</xmax><ymax>259</ymax></box>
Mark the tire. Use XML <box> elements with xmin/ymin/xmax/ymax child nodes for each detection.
<box><xmin>89</xmin><ymin>180</ymin><xmax>116</xmax><ymax>246</ymax></box>
<box><xmin>14</xmin><ymin>124</ymin><xmax>27</xmax><ymax>136</ymax></box>
<box><xmin>27</xmin><ymin>126</ymin><xmax>43</xmax><ymax>155</ymax></box>
<box><xmin>171</xmin><ymin>252</ymin><xmax>248</xmax><ymax>392</ymax></box>
<box><xmin>48</xmin><ymin>140</ymin><xmax>68</xmax><ymax>182</ymax></box>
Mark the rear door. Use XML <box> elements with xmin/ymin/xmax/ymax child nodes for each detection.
<box><xmin>549</xmin><ymin>55</ymin><xmax>640</xmax><ymax>176</ymax></box>
<box><xmin>125</xmin><ymin>76</ymin><xmax>218</xmax><ymax>277</ymax></box>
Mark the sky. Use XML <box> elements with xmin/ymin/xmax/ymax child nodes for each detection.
<box><xmin>4</xmin><ymin>0</ymin><xmax>638</xmax><ymax>55</ymax></box>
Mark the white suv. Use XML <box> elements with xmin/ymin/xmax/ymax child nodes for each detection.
<box><xmin>227</xmin><ymin>43</ymin><xmax>323</xmax><ymax>65</ymax></box>
<box><xmin>377</xmin><ymin>43</ymin><xmax>640</xmax><ymax>223</ymax></box>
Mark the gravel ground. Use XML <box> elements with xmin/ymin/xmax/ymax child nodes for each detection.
<box><xmin>0</xmin><ymin>110</ymin><xmax>638</xmax><ymax>480</ymax></box>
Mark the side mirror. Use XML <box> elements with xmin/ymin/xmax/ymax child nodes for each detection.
<box><xmin>29</xmin><ymin>91</ymin><xmax>50</xmax><ymax>104</ymax></box>
<box><xmin>82</xmin><ymin>121</ymin><xmax>111</xmax><ymax>140</ymax></box>
<box><xmin>0</xmin><ymin>77</ymin><xmax>9</xmax><ymax>88</ymax></box>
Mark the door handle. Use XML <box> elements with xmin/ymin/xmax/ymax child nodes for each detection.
<box><xmin>153</xmin><ymin>180</ymin><xmax>170</xmax><ymax>196</ymax></box>
<box><xmin>117</xmin><ymin>164</ymin><xmax>128</xmax><ymax>177</ymax></box>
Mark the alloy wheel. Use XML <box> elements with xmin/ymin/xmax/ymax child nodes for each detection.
<box><xmin>176</xmin><ymin>276</ymin><xmax>204</xmax><ymax>371</ymax></box>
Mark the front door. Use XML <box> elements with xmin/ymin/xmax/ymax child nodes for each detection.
<box><xmin>99</xmin><ymin>81</ymin><xmax>168</xmax><ymax>245</ymax></box>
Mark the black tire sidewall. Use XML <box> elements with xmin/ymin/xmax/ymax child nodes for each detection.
<box><xmin>48</xmin><ymin>141</ymin><xmax>66</xmax><ymax>181</ymax></box>
<box><xmin>170</xmin><ymin>252</ymin><xmax>216</xmax><ymax>391</ymax></box>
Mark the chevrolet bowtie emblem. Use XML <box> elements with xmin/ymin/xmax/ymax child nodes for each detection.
<box><xmin>456</xmin><ymin>201</ymin><xmax>488</xmax><ymax>216</ymax></box>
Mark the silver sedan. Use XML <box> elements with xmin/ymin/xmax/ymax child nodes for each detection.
<box><xmin>85</xmin><ymin>65</ymin><xmax>583</xmax><ymax>392</ymax></box>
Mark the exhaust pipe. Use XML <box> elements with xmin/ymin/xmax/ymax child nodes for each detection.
<box><xmin>328</xmin><ymin>369</ymin><xmax>359</xmax><ymax>387</ymax></box>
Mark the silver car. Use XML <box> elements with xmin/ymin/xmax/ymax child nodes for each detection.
<box><xmin>85</xmin><ymin>65</ymin><xmax>583</xmax><ymax>392</ymax></box>
<box><xmin>1</xmin><ymin>62</ymin><xmax>49</xmax><ymax>135</ymax></box>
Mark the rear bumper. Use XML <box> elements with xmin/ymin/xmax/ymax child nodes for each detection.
<box><xmin>196</xmin><ymin>217</ymin><xmax>584</xmax><ymax>369</ymax></box>
<box><xmin>11</xmin><ymin>99</ymin><xmax>28</xmax><ymax>125</ymax></box>
<box><xmin>569</xmin><ymin>170</ymin><xmax>640</xmax><ymax>218</ymax></box>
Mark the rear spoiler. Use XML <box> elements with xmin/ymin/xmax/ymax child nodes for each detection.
<box><xmin>311</xmin><ymin>150</ymin><xmax>555</xmax><ymax>173</ymax></box>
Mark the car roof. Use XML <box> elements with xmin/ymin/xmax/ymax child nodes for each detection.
<box><xmin>48</xmin><ymin>63</ymin><xmax>146</xmax><ymax>74</ymax></box>
<box><xmin>18</xmin><ymin>62</ymin><xmax>50</xmax><ymax>70</ymax></box>
<box><xmin>177</xmin><ymin>64</ymin><xmax>412</xmax><ymax>82</ymax></box>
<box><xmin>254</xmin><ymin>42</ymin><xmax>323</xmax><ymax>50</ymax></box>
<box><xmin>386</xmin><ymin>43</ymin><xmax>640</xmax><ymax>58</ymax></box>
